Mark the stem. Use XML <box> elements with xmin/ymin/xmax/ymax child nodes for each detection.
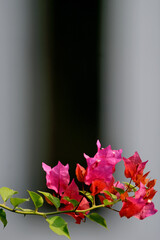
<box><xmin>76</xmin><ymin>204</ymin><xmax>105</xmax><ymax>213</ymax></box>
<box><xmin>0</xmin><ymin>201</ymin><xmax>120</xmax><ymax>217</ymax></box>
<box><xmin>108</xmin><ymin>207</ymin><xmax>119</xmax><ymax>213</ymax></box>
<box><xmin>126</xmin><ymin>179</ymin><xmax>132</xmax><ymax>191</ymax></box>
<box><xmin>93</xmin><ymin>196</ymin><xmax>96</xmax><ymax>206</ymax></box>
<box><xmin>0</xmin><ymin>204</ymin><xmax>45</xmax><ymax>216</ymax></box>
<box><xmin>0</xmin><ymin>203</ymin><xmax>105</xmax><ymax>217</ymax></box>
<box><xmin>75</xmin><ymin>196</ymin><xmax>84</xmax><ymax>211</ymax></box>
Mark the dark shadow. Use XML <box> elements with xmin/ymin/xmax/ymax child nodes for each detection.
<box><xmin>28</xmin><ymin>0</ymin><xmax>103</xmax><ymax>190</ymax></box>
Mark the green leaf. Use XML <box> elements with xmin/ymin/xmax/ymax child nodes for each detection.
<box><xmin>38</xmin><ymin>191</ymin><xmax>60</xmax><ymax>209</ymax></box>
<box><xmin>123</xmin><ymin>182</ymin><xmax>137</xmax><ymax>192</ymax></box>
<box><xmin>0</xmin><ymin>187</ymin><xmax>18</xmax><ymax>202</ymax></box>
<box><xmin>80</xmin><ymin>191</ymin><xmax>94</xmax><ymax>203</ymax></box>
<box><xmin>10</xmin><ymin>197</ymin><xmax>29</xmax><ymax>208</ymax></box>
<box><xmin>103</xmin><ymin>190</ymin><xmax>117</xmax><ymax>200</ymax></box>
<box><xmin>103</xmin><ymin>199</ymin><xmax>114</xmax><ymax>206</ymax></box>
<box><xmin>46</xmin><ymin>216</ymin><xmax>70</xmax><ymax>239</ymax></box>
<box><xmin>114</xmin><ymin>187</ymin><xmax>125</xmax><ymax>194</ymax></box>
<box><xmin>28</xmin><ymin>191</ymin><xmax>43</xmax><ymax>209</ymax></box>
<box><xmin>63</xmin><ymin>197</ymin><xmax>79</xmax><ymax>207</ymax></box>
<box><xmin>0</xmin><ymin>209</ymin><xmax>7</xmax><ymax>228</ymax></box>
<box><xmin>86</xmin><ymin>213</ymin><xmax>108</xmax><ymax>229</ymax></box>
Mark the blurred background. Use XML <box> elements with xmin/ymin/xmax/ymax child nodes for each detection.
<box><xmin>0</xmin><ymin>0</ymin><xmax>159</xmax><ymax>239</ymax></box>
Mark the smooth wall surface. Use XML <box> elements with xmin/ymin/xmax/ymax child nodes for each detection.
<box><xmin>0</xmin><ymin>1</ymin><xmax>159</xmax><ymax>239</ymax></box>
<box><xmin>100</xmin><ymin>0</ymin><xmax>160</xmax><ymax>239</ymax></box>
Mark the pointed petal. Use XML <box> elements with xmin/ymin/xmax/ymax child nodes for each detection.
<box><xmin>134</xmin><ymin>202</ymin><xmax>158</xmax><ymax>220</ymax></box>
<box><xmin>42</xmin><ymin>161</ymin><xmax>70</xmax><ymax>195</ymax></box>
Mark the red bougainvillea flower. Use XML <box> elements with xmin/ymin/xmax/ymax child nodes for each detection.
<box><xmin>61</xmin><ymin>180</ymin><xmax>89</xmax><ymax>224</ymax></box>
<box><xmin>146</xmin><ymin>179</ymin><xmax>157</xmax><ymax>188</ymax></box>
<box><xmin>104</xmin><ymin>180</ymin><xmax>125</xmax><ymax>200</ymax></box>
<box><xmin>61</xmin><ymin>179</ymin><xmax>82</xmax><ymax>203</ymax></box>
<box><xmin>144</xmin><ymin>187</ymin><xmax>157</xmax><ymax>202</ymax></box>
<box><xmin>123</xmin><ymin>152</ymin><xmax>148</xmax><ymax>185</ymax></box>
<box><xmin>119</xmin><ymin>183</ymin><xmax>157</xmax><ymax>219</ymax></box>
<box><xmin>90</xmin><ymin>179</ymin><xmax>107</xmax><ymax>196</ymax></box>
<box><xmin>98</xmin><ymin>181</ymin><xmax>125</xmax><ymax>204</ymax></box>
<box><xmin>42</xmin><ymin>161</ymin><xmax>70</xmax><ymax>196</ymax></box>
<box><xmin>84</xmin><ymin>140</ymin><xmax>122</xmax><ymax>185</ymax></box>
<box><xmin>120</xmin><ymin>191</ymin><xmax>129</xmax><ymax>201</ymax></box>
<box><xmin>119</xmin><ymin>197</ymin><xmax>146</xmax><ymax>218</ymax></box>
<box><xmin>75</xmin><ymin>164</ymin><xmax>86</xmax><ymax>182</ymax></box>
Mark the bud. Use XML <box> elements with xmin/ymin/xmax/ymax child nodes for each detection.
<box><xmin>75</xmin><ymin>164</ymin><xmax>86</xmax><ymax>182</ymax></box>
<box><xmin>146</xmin><ymin>179</ymin><xmax>157</xmax><ymax>188</ymax></box>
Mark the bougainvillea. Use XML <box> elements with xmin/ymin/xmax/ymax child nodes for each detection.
<box><xmin>0</xmin><ymin>140</ymin><xmax>158</xmax><ymax>239</ymax></box>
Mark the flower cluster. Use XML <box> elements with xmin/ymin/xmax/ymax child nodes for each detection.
<box><xmin>0</xmin><ymin>140</ymin><xmax>158</xmax><ymax>239</ymax></box>
<box><xmin>120</xmin><ymin>152</ymin><xmax>157</xmax><ymax>219</ymax></box>
<box><xmin>42</xmin><ymin>140</ymin><xmax>157</xmax><ymax>222</ymax></box>
<box><xmin>42</xmin><ymin>161</ymin><xmax>90</xmax><ymax>224</ymax></box>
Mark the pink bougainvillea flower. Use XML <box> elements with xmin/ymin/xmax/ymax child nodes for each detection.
<box><xmin>95</xmin><ymin>140</ymin><xmax>122</xmax><ymax>172</ymax></box>
<box><xmin>84</xmin><ymin>156</ymin><xmax>113</xmax><ymax>185</ymax></box>
<box><xmin>84</xmin><ymin>140</ymin><xmax>122</xmax><ymax>185</ymax></box>
<box><xmin>134</xmin><ymin>183</ymin><xmax>157</xmax><ymax>219</ymax></box>
<box><xmin>123</xmin><ymin>152</ymin><xmax>148</xmax><ymax>185</ymax></box>
<box><xmin>134</xmin><ymin>182</ymin><xmax>146</xmax><ymax>198</ymax></box>
<box><xmin>119</xmin><ymin>183</ymin><xmax>158</xmax><ymax>219</ymax></box>
<box><xmin>112</xmin><ymin>181</ymin><xmax>125</xmax><ymax>199</ymax></box>
<box><xmin>113</xmin><ymin>181</ymin><xmax>124</xmax><ymax>189</ymax></box>
<box><xmin>42</xmin><ymin>161</ymin><xmax>70</xmax><ymax>196</ymax></box>
<box><xmin>134</xmin><ymin>202</ymin><xmax>158</xmax><ymax>220</ymax></box>
<box><xmin>135</xmin><ymin>181</ymin><xmax>157</xmax><ymax>202</ymax></box>
<box><xmin>61</xmin><ymin>179</ymin><xmax>89</xmax><ymax>224</ymax></box>
<box><xmin>75</xmin><ymin>164</ymin><xmax>86</xmax><ymax>182</ymax></box>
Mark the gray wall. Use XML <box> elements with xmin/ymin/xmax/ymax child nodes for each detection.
<box><xmin>100</xmin><ymin>0</ymin><xmax>160</xmax><ymax>239</ymax></box>
<box><xmin>0</xmin><ymin>1</ymin><xmax>159</xmax><ymax>239</ymax></box>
